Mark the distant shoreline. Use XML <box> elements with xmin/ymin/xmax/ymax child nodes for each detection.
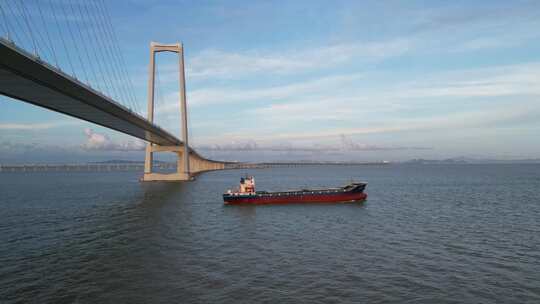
<box><xmin>1</xmin><ymin>160</ymin><xmax>539</xmax><ymax>172</ymax></box>
<box><xmin>0</xmin><ymin>161</ymin><xmax>390</xmax><ymax>173</ymax></box>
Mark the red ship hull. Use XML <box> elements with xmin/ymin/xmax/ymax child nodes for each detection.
<box><xmin>223</xmin><ymin>182</ymin><xmax>367</xmax><ymax>205</ymax></box>
<box><xmin>224</xmin><ymin>192</ymin><xmax>367</xmax><ymax>205</ymax></box>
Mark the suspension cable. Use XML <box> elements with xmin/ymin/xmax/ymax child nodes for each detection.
<box><xmin>81</xmin><ymin>1</ymin><xmax>115</xmax><ymax>99</ymax></box>
<box><xmin>155</xmin><ymin>60</ymin><xmax>166</xmax><ymax>110</ymax></box>
<box><xmin>98</xmin><ymin>0</ymin><xmax>140</xmax><ymax>114</ymax></box>
<box><xmin>4</xmin><ymin>1</ymin><xmax>31</xmax><ymax>49</ymax></box>
<box><xmin>3</xmin><ymin>3</ymin><xmax>23</xmax><ymax>45</ymax></box>
<box><xmin>59</xmin><ymin>2</ymin><xmax>89</xmax><ymax>82</ymax></box>
<box><xmin>36</xmin><ymin>2</ymin><xmax>59</xmax><ymax>67</ymax></box>
<box><xmin>74</xmin><ymin>1</ymin><xmax>102</xmax><ymax>92</ymax></box>
<box><xmin>32</xmin><ymin>1</ymin><xmax>63</xmax><ymax>65</ymax></box>
<box><xmin>50</xmin><ymin>0</ymin><xmax>76</xmax><ymax>77</ymax></box>
<box><xmin>15</xmin><ymin>0</ymin><xmax>39</xmax><ymax>56</ymax></box>
<box><xmin>88</xmin><ymin>0</ymin><xmax>125</xmax><ymax>102</ymax></box>
<box><xmin>99</xmin><ymin>0</ymin><xmax>142</xmax><ymax>114</ymax></box>
<box><xmin>0</xmin><ymin>3</ymin><xmax>11</xmax><ymax>40</ymax></box>
<box><xmin>26</xmin><ymin>2</ymin><xmax>55</xmax><ymax>64</ymax></box>
<box><xmin>90</xmin><ymin>0</ymin><xmax>135</xmax><ymax>111</ymax></box>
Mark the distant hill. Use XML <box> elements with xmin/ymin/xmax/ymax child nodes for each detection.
<box><xmin>90</xmin><ymin>160</ymin><xmax>172</xmax><ymax>164</ymax></box>
<box><xmin>405</xmin><ymin>157</ymin><xmax>468</xmax><ymax>164</ymax></box>
<box><xmin>404</xmin><ymin>157</ymin><xmax>540</xmax><ymax>164</ymax></box>
<box><xmin>90</xmin><ymin>158</ymin><xmax>540</xmax><ymax>165</ymax></box>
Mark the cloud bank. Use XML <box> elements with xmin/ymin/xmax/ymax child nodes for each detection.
<box><xmin>82</xmin><ymin>129</ymin><xmax>145</xmax><ymax>151</ymax></box>
<box><xmin>196</xmin><ymin>135</ymin><xmax>431</xmax><ymax>152</ymax></box>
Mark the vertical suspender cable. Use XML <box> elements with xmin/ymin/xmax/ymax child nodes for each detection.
<box><xmin>84</xmin><ymin>1</ymin><xmax>121</xmax><ymax>101</ymax></box>
<box><xmin>60</xmin><ymin>2</ymin><xmax>88</xmax><ymax>82</ymax></box>
<box><xmin>37</xmin><ymin>3</ymin><xmax>60</xmax><ymax>67</ymax></box>
<box><xmin>2</xmin><ymin>2</ymin><xmax>23</xmax><ymax>46</ymax></box>
<box><xmin>75</xmin><ymin>1</ymin><xmax>102</xmax><ymax>92</ymax></box>
<box><xmin>0</xmin><ymin>3</ymin><xmax>11</xmax><ymax>40</ymax></box>
<box><xmin>70</xmin><ymin>1</ymin><xmax>98</xmax><ymax>89</ymax></box>
<box><xmin>90</xmin><ymin>0</ymin><xmax>134</xmax><ymax>111</ymax></box>
<box><xmin>90</xmin><ymin>1</ymin><xmax>130</xmax><ymax>108</ymax></box>
<box><xmin>93</xmin><ymin>2</ymin><xmax>134</xmax><ymax>110</ymax></box>
<box><xmin>81</xmin><ymin>1</ymin><xmax>114</xmax><ymax>99</ymax></box>
<box><xmin>155</xmin><ymin>61</ymin><xmax>166</xmax><ymax>111</ymax></box>
<box><xmin>0</xmin><ymin>15</ymin><xmax>5</xmax><ymax>39</ymax></box>
<box><xmin>99</xmin><ymin>0</ymin><xmax>142</xmax><ymax>114</ymax></box>
<box><xmin>155</xmin><ymin>61</ymin><xmax>160</xmax><ymax>116</ymax></box>
<box><xmin>24</xmin><ymin>2</ymin><xmax>55</xmax><ymax>64</ymax></box>
<box><xmin>15</xmin><ymin>0</ymin><xmax>38</xmax><ymax>56</ymax></box>
<box><xmin>50</xmin><ymin>0</ymin><xmax>76</xmax><ymax>77</ymax></box>
<box><xmin>97</xmin><ymin>0</ymin><xmax>140</xmax><ymax>113</ymax></box>
<box><xmin>4</xmin><ymin>1</ymin><xmax>31</xmax><ymax>49</ymax></box>
<box><xmin>99</xmin><ymin>4</ymin><xmax>136</xmax><ymax>111</ymax></box>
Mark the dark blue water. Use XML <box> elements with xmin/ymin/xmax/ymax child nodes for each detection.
<box><xmin>1</xmin><ymin>164</ymin><xmax>540</xmax><ymax>303</ymax></box>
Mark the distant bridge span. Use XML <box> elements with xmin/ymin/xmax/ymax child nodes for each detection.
<box><xmin>0</xmin><ymin>38</ymin><xmax>225</xmax><ymax>179</ymax></box>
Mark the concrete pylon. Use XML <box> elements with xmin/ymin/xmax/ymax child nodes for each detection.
<box><xmin>142</xmin><ymin>42</ymin><xmax>191</xmax><ymax>182</ymax></box>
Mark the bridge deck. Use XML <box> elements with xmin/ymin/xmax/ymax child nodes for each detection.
<box><xmin>0</xmin><ymin>38</ymin><xmax>181</xmax><ymax>146</ymax></box>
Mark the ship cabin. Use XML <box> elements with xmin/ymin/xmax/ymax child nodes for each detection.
<box><xmin>239</xmin><ymin>176</ymin><xmax>255</xmax><ymax>193</ymax></box>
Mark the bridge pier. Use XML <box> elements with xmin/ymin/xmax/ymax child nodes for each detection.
<box><xmin>142</xmin><ymin>42</ymin><xmax>191</xmax><ymax>182</ymax></box>
<box><xmin>142</xmin><ymin>143</ymin><xmax>225</xmax><ymax>180</ymax></box>
<box><xmin>143</xmin><ymin>145</ymin><xmax>191</xmax><ymax>181</ymax></box>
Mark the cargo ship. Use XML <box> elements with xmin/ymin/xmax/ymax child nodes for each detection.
<box><xmin>223</xmin><ymin>176</ymin><xmax>367</xmax><ymax>205</ymax></box>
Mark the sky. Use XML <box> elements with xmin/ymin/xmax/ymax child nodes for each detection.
<box><xmin>1</xmin><ymin>0</ymin><xmax>540</xmax><ymax>163</ymax></box>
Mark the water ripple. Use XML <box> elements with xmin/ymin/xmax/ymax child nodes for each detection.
<box><xmin>1</xmin><ymin>165</ymin><xmax>540</xmax><ymax>303</ymax></box>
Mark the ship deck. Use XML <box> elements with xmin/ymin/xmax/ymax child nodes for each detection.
<box><xmin>225</xmin><ymin>182</ymin><xmax>367</xmax><ymax>197</ymax></box>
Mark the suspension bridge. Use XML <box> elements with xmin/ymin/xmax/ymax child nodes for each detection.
<box><xmin>0</xmin><ymin>0</ymin><xmax>226</xmax><ymax>181</ymax></box>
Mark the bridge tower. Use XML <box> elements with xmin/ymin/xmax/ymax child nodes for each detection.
<box><xmin>142</xmin><ymin>42</ymin><xmax>191</xmax><ymax>181</ymax></box>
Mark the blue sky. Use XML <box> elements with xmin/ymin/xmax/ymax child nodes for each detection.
<box><xmin>1</xmin><ymin>0</ymin><xmax>540</xmax><ymax>162</ymax></box>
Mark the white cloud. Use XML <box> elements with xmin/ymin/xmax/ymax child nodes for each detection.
<box><xmin>188</xmin><ymin>62</ymin><xmax>540</xmax><ymax>144</ymax></box>
<box><xmin>196</xmin><ymin>135</ymin><xmax>430</xmax><ymax>152</ymax></box>
<box><xmin>179</xmin><ymin>11</ymin><xmax>540</xmax><ymax>82</ymax></box>
<box><xmin>82</xmin><ymin>128</ymin><xmax>145</xmax><ymax>151</ymax></box>
<box><xmin>158</xmin><ymin>61</ymin><xmax>540</xmax><ymax>119</ymax></box>
<box><xmin>186</xmin><ymin>38</ymin><xmax>411</xmax><ymax>79</ymax></box>
<box><xmin>395</xmin><ymin>63</ymin><xmax>540</xmax><ymax>99</ymax></box>
<box><xmin>210</xmin><ymin>62</ymin><xmax>540</xmax><ymax>133</ymax></box>
<box><xmin>155</xmin><ymin>73</ymin><xmax>364</xmax><ymax>113</ymax></box>
<box><xmin>206</xmin><ymin>104</ymin><xmax>539</xmax><ymax>144</ymax></box>
<box><xmin>149</xmin><ymin>60</ymin><xmax>540</xmax><ymax>149</ymax></box>
<box><xmin>0</xmin><ymin>121</ymin><xmax>80</xmax><ymax>130</ymax></box>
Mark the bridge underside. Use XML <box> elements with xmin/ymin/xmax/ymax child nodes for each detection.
<box><xmin>0</xmin><ymin>38</ymin><xmax>180</xmax><ymax>146</ymax></box>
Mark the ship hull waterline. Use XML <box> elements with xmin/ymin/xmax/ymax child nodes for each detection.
<box><xmin>223</xmin><ymin>192</ymin><xmax>367</xmax><ymax>205</ymax></box>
